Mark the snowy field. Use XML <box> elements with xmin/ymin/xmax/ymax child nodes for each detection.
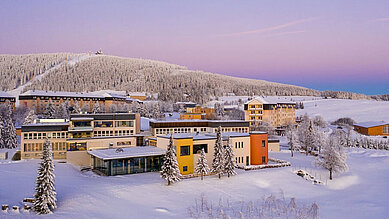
<box><xmin>1</xmin><ymin>148</ymin><xmax>389</xmax><ymax>218</ymax></box>
<box><xmin>208</xmin><ymin>95</ymin><xmax>389</xmax><ymax>123</ymax></box>
<box><xmin>296</xmin><ymin>98</ymin><xmax>389</xmax><ymax>123</ymax></box>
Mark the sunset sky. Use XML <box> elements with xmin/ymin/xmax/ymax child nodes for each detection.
<box><xmin>1</xmin><ymin>0</ymin><xmax>388</xmax><ymax>95</ymax></box>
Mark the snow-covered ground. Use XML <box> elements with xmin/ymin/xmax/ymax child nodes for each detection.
<box><xmin>1</xmin><ymin>148</ymin><xmax>389</xmax><ymax>218</ymax></box>
<box><xmin>207</xmin><ymin>95</ymin><xmax>389</xmax><ymax>123</ymax></box>
<box><xmin>297</xmin><ymin>98</ymin><xmax>389</xmax><ymax>123</ymax></box>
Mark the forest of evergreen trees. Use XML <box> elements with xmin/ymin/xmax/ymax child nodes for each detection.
<box><xmin>1</xmin><ymin>53</ymin><xmax>380</xmax><ymax>103</ymax></box>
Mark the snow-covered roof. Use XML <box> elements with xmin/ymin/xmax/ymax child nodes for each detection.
<box><xmin>88</xmin><ymin>146</ymin><xmax>166</xmax><ymax>160</ymax></box>
<box><xmin>127</xmin><ymin>92</ymin><xmax>146</xmax><ymax>96</ymax></box>
<box><xmin>23</xmin><ymin>122</ymin><xmax>69</xmax><ymax>127</ymax></box>
<box><xmin>0</xmin><ymin>91</ymin><xmax>15</xmax><ymax>98</ymax></box>
<box><xmin>70</xmin><ymin>117</ymin><xmax>94</xmax><ymax>121</ymax></box>
<box><xmin>250</xmin><ymin>131</ymin><xmax>268</xmax><ymax>134</ymax></box>
<box><xmin>354</xmin><ymin>121</ymin><xmax>389</xmax><ymax>128</ymax></box>
<box><xmin>244</xmin><ymin>96</ymin><xmax>296</xmax><ymax>105</ymax></box>
<box><xmin>20</xmin><ymin>90</ymin><xmax>104</xmax><ymax>98</ymax></box>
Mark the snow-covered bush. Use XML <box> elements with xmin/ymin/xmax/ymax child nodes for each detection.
<box><xmin>187</xmin><ymin>194</ymin><xmax>319</xmax><ymax>219</ymax></box>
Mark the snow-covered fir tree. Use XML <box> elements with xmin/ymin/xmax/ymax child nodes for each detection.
<box><xmin>24</xmin><ymin>109</ymin><xmax>37</xmax><ymax>125</ymax></box>
<box><xmin>223</xmin><ymin>138</ymin><xmax>236</xmax><ymax>177</ymax></box>
<box><xmin>33</xmin><ymin>138</ymin><xmax>57</xmax><ymax>214</ymax></box>
<box><xmin>303</xmin><ymin>120</ymin><xmax>318</xmax><ymax>155</ymax></box>
<box><xmin>56</xmin><ymin>102</ymin><xmax>69</xmax><ymax>120</ymax></box>
<box><xmin>195</xmin><ymin>148</ymin><xmax>210</xmax><ymax>180</ymax></box>
<box><xmin>44</xmin><ymin>100</ymin><xmax>56</xmax><ymax>119</ymax></box>
<box><xmin>92</xmin><ymin>101</ymin><xmax>101</xmax><ymax>114</ymax></box>
<box><xmin>160</xmin><ymin>135</ymin><xmax>181</xmax><ymax>185</ymax></box>
<box><xmin>3</xmin><ymin>109</ymin><xmax>17</xmax><ymax>149</ymax></box>
<box><xmin>286</xmin><ymin>124</ymin><xmax>299</xmax><ymax>157</ymax></box>
<box><xmin>81</xmin><ymin>104</ymin><xmax>90</xmax><ymax>113</ymax></box>
<box><xmin>212</xmin><ymin>126</ymin><xmax>224</xmax><ymax>179</ymax></box>
<box><xmin>315</xmin><ymin>136</ymin><xmax>348</xmax><ymax>180</ymax></box>
<box><xmin>72</xmin><ymin>101</ymin><xmax>81</xmax><ymax>114</ymax></box>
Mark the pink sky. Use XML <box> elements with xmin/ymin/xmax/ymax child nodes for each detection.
<box><xmin>0</xmin><ymin>0</ymin><xmax>388</xmax><ymax>94</ymax></box>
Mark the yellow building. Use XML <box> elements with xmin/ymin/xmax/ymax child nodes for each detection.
<box><xmin>179</xmin><ymin>113</ymin><xmax>205</xmax><ymax>120</ymax></box>
<box><xmin>156</xmin><ymin>132</ymin><xmax>252</xmax><ymax>175</ymax></box>
<box><xmin>21</xmin><ymin>120</ymin><xmax>69</xmax><ymax>160</ymax></box>
<box><xmin>244</xmin><ymin>97</ymin><xmax>296</xmax><ymax>129</ymax></box>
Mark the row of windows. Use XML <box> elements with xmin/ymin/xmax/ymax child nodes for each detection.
<box><xmin>117</xmin><ymin>141</ymin><xmax>132</xmax><ymax>146</ymax></box>
<box><xmin>249</xmin><ymin>105</ymin><xmax>262</xmax><ymax>109</ymax></box>
<box><xmin>249</xmin><ymin>116</ymin><xmax>263</xmax><ymax>120</ymax></box>
<box><xmin>155</xmin><ymin>127</ymin><xmax>249</xmax><ymax>135</ymax></box>
<box><xmin>93</xmin><ymin>120</ymin><xmax>134</xmax><ymax>128</ymax></box>
<box><xmin>249</xmin><ymin>110</ymin><xmax>263</xmax><ymax>114</ymax></box>
<box><xmin>23</xmin><ymin>132</ymin><xmax>68</xmax><ymax>140</ymax></box>
<box><xmin>155</xmin><ymin>127</ymin><xmax>208</xmax><ymax>135</ymax></box>
<box><xmin>236</xmin><ymin>156</ymin><xmax>250</xmax><ymax>165</ymax></box>
<box><xmin>93</xmin><ymin>130</ymin><xmax>133</xmax><ymax>137</ymax></box>
<box><xmin>213</xmin><ymin>128</ymin><xmax>249</xmax><ymax>133</ymax></box>
<box><xmin>235</xmin><ymin>141</ymin><xmax>244</xmax><ymax>149</ymax></box>
<box><xmin>24</xmin><ymin>142</ymin><xmax>67</xmax><ymax>152</ymax></box>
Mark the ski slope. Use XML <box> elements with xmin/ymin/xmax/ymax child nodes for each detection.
<box><xmin>8</xmin><ymin>54</ymin><xmax>94</xmax><ymax>105</ymax></box>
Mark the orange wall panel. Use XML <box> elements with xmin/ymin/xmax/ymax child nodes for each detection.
<box><xmin>250</xmin><ymin>132</ymin><xmax>268</xmax><ymax>165</ymax></box>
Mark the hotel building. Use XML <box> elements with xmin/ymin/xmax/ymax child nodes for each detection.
<box><xmin>244</xmin><ymin>97</ymin><xmax>296</xmax><ymax>129</ymax></box>
<box><xmin>19</xmin><ymin>90</ymin><xmax>138</xmax><ymax>113</ymax></box>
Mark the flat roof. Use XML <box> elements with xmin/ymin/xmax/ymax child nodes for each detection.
<box><xmin>70</xmin><ymin>113</ymin><xmax>136</xmax><ymax>121</ymax></box>
<box><xmin>20</xmin><ymin>90</ymin><xmax>104</xmax><ymax>98</ymax></box>
<box><xmin>88</xmin><ymin>146</ymin><xmax>166</xmax><ymax>160</ymax></box>
<box><xmin>150</xmin><ymin>120</ymin><xmax>249</xmax><ymax>128</ymax></box>
<box><xmin>244</xmin><ymin>96</ymin><xmax>296</xmax><ymax>105</ymax></box>
<box><xmin>71</xmin><ymin>117</ymin><xmax>94</xmax><ymax>121</ymax></box>
<box><xmin>250</xmin><ymin>131</ymin><xmax>268</xmax><ymax>134</ymax></box>
<box><xmin>22</xmin><ymin>122</ymin><xmax>69</xmax><ymax>132</ymax></box>
<box><xmin>0</xmin><ymin>91</ymin><xmax>15</xmax><ymax>98</ymax></box>
<box><xmin>354</xmin><ymin>121</ymin><xmax>389</xmax><ymax>128</ymax></box>
<box><xmin>159</xmin><ymin>132</ymin><xmax>250</xmax><ymax>140</ymax></box>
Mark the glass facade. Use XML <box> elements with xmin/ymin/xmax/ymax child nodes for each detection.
<box><xmin>93</xmin><ymin>155</ymin><xmax>163</xmax><ymax>176</ymax></box>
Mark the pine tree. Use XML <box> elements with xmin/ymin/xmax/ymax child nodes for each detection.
<box><xmin>24</xmin><ymin>109</ymin><xmax>37</xmax><ymax>125</ymax></box>
<box><xmin>92</xmin><ymin>102</ymin><xmax>101</xmax><ymax>114</ymax></box>
<box><xmin>212</xmin><ymin>126</ymin><xmax>224</xmax><ymax>179</ymax></box>
<box><xmin>44</xmin><ymin>100</ymin><xmax>56</xmax><ymax>119</ymax></box>
<box><xmin>3</xmin><ymin>110</ymin><xmax>17</xmax><ymax>149</ymax></box>
<box><xmin>224</xmin><ymin>138</ymin><xmax>236</xmax><ymax>177</ymax></box>
<box><xmin>315</xmin><ymin>136</ymin><xmax>348</xmax><ymax>180</ymax></box>
<box><xmin>72</xmin><ymin>101</ymin><xmax>81</xmax><ymax>114</ymax></box>
<box><xmin>33</xmin><ymin>138</ymin><xmax>57</xmax><ymax>214</ymax></box>
<box><xmin>160</xmin><ymin>135</ymin><xmax>181</xmax><ymax>185</ymax></box>
<box><xmin>195</xmin><ymin>148</ymin><xmax>210</xmax><ymax>180</ymax></box>
<box><xmin>56</xmin><ymin>102</ymin><xmax>69</xmax><ymax>120</ymax></box>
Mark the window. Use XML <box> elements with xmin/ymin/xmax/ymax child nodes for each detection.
<box><xmin>183</xmin><ymin>166</ymin><xmax>188</xmax><ymax>172</ymax></box>
<box><xmin>117</xmin><ymin>141</ymin><xmax>131</xmax><ymax>146</ymax></box>
<box><xmin>384</xmin><ymin>125</ymin><xmax>389</xmax><ymax>134</ymax></box>
<box><xmin>262</xmin><ymin>140</ymin><xmax>266</xmax><ymax>147</ymax></box>
<box><xmin>262</xmin><ymin>156</ymin><xmax>266</xmax><ymax>163</ymax></box>
<box><xmin>193</xmin><ymin>144</ymin><xmax>208</xmax><ymax>154</ymax></box>
<box><xmin>180</xmin><ymin>146</ymin><xmax>190</xmax><ymax>156</ymax></box>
